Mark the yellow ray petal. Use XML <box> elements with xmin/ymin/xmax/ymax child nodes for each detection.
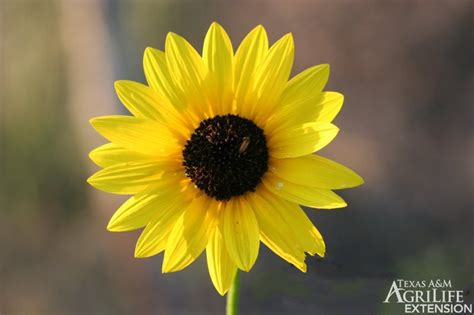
<box><xmin>234</xmin><ymin>25</ymin><xmax>268</xmax><ymax>117</ymax></box>
<box><xmin>87</xmin><ymin>160</ymin><xmax>179</xmax><ymax>194</ymax></box>
<box><xmin>262</xmin><ymin>172</ymin><xmax>347</xmax><ymax>209</ymax></box>
<box><xmin>107</xmin><ymin>174</ymin><xmax>186</xmax><ymax>231</ymax></box>
<box><xmin>143</xmin><ymin>47</ymin><xmax>186</xmax><ymax>109</ymax></box>
<box><xmin>203</xmin><ymin>22</ymin><xmax>234</xmax><ymax>114</ymax></box>
<box><xmin>115</xmin><ymin>80</ymin><xmax>195</xmax><ymax>139</ymax></box>
<box><xmin>89</xmin><ymin>143</ymin><xmax>149</xmax><ymax>168</ymax></box>
<box><xmin>264</xmin><ymin>64</ymin><xmax>328</xmax><ymax>131</ymax></box>
<box><xmin>313</xmin><ymin>92</ymin><xmax>344</xmax><ymax>123</ymax></box>
<box><xmin>271</xmin><ymin>155</ymin><xmax>364</xmax><ymax>189</ymax></box>
<box><xmin>260</xmin><ymin>188</ymin><xmax>325</xmax><ymax>257</ymax></box>
<box><xmin>135</xmin><ymin>219</ymin><xmax>172</xmax><ymax>258</ymax></box>
<box><xmin>266</xmin><ymin>88</ymin><xmax>343</xmax><ymax>134</ymax></box>
<box><xmin>114</xmin><ymin>80</ymin><xmax>162</xmax><ymax>120</ymax></box>
<box><xmin>267</xmin><ymin>122</ymin><xmax>339</xmax><ymax>158</ymax></box>
<box><xmin>90</xmin><ymin>115</ymin><xmax>180</xmax><ymax>157</ymax></box>
<box><xmin>223</xmin><ymin>197</ymin><xmax>260</xmax><ymax>271</ymax></box>
<box><xmin>247</xmin><ymin>193</ymin><xmax>307</xmax><ymax>272</ymax></box>
<box><xmin>165</xmin><ymin>32</ymin><xmax>209</xmax><ymax>113</ymax></box>
<box><xmin>162</xmin><ymin>194</ymin><xmax>217</xmax><ymax>273</ymax></box>
<box><xmin>251</xmin><ymin>33</ymin><xmax>294</xmax><ymax>122</ymax></box>
<box><xmin>281</xmin><ymin>63</ymin><xmax>329</xmax><ymax>102</ymax></box>
<box><xmin>134</xmin><ymin>189</ymin><xmax>195</xmax><ymax>258</ymax></box>
<box><xmin>108</xmin><ymin>194</ymin><xmax>161</xmax><ymax>232</ymax></box>
<box><xmin>206</xmin><ymin>214</ymin><xmax>237</xmax><ymax>295</ymax></box>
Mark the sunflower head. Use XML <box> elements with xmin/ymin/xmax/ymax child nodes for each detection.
<box><xmin>88</xmin><ymin>22</ymin><xmax>364</xmax><ymax>295</ymax></box>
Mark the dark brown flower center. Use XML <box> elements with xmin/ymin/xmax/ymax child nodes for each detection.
<box><xmin>182</xmin><ymin>114</ymin><xmax>268</xmax><ymax>201</ymax></box>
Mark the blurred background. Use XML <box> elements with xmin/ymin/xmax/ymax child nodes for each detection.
<box><xmin>1</xmin><ymin>0</ymin><xmax>473</xmax><ymax>314</ymax></box>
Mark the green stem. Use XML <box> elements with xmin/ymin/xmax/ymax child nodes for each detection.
<box><xmin>226</xmin><ymin>271</ymin><xmax>241</xmax><ymax>315</ymax></box>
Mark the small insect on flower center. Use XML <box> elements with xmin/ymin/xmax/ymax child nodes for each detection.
<box><xmin>182</xmin><ymin>114</ymin><xmax>269</xmax><ymax>201</ymax></box>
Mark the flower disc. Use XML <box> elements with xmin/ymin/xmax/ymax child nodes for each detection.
<box><xmin>183</xmin><ymin>114</ymin><xmax>268</xmax><ymax>201</ymax></box>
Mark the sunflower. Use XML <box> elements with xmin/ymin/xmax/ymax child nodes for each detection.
<box><xmin>88</xmin><ymin>22</ymin><xmax>363</xmax><ymax>295</ymax></box>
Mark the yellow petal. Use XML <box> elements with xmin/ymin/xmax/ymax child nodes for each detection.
<box><xmin>89</xmin><ymin>143</ymin><xmax>149</xmax><ymax>168</ymax></box>
<box><xmin>267</xmin><ymin>122</ymin><xmax>339</xmax><ymax>158</ymax></box>
<box><xmin>280</xmin><ymin>64</ymin><xmax>329</xmax><ymax>107</ymax></box>
<box><xmin>143</xmin><ymin>47</ymin><xmax>186</xmax><ymax>109</ymax></box>
<box><xmin>266</xmin><ymin>91</ymin><xmax>345</xmax><ymax>134</ymax></box>
<box><xmin>234</xmin><ymin>25</ymin><xmax>268</xmax><ymax>117</ymax></box>
<box><xmin>313</xmin><ymin>92</ymin><xmax>344</xmax><ymax>122</ymax></box>
<box><xmin>162</xmin><ymin>194</ymin><xmax>217</xmax><ymax>273</ymax></box>
<box><xmin>247</xmin><ymin>192</ymin><xmax>307</xmax><ymax>272</ymax></box>
<box><xmin>203</xmin><ymin>22</ymin><xmax>234</xmax><ymax>114</ymax></box>
<box><xmin>265</xmin><ymin>64</ymin><xmax>343</xmax><ymax>132</ymax></box>
<box><xmin>206</xmin><ymin>215</ymin><xmax>237</xmax><ymax>295</ymax></box>
<box><xmin>87</xmin><ymin>160</ymin><xmax>179</xmax><ymax>194</ymax></box>
<box><xmin>108</xmin><ymin>194</ymin><xmax>160</xmax><ymax>232</ymax></box>
<box><xmin>262</xmin><ymin>172</ymin><xmax>347</xmax><ymax>209</ymax></box>
<box><xmin>259</xmin><ymin>188</ymin><xmax>325</xmax><ymax>257</ymax></box>
<box><xmin>251</xmin><ymin>33</ymin><xmax>294</xmax><ymax>122</ymax></box>
<box><xmin>90</xmin><ymin>115</ymin><xmax>180</xmax><ymax>156</ymax></box>
<box><xmin>271</xmin><ymin>155</ymin><xmax>364</xmax><ymax>189</ymax></box>
<box><xmin>223</xmin><ymin>198</ymin><xmax>260</xmax><ymax>271</ymax></box>
<box><xmin>107</xmin><ymin>174</ymin><xmax>185</xmax><ymax>231</ymax></box>
<box><xmin>114</xmin><ymin>80</ymin><xmax>162</xmax><ymax>120</ymax></box>
<box><xmin>115</xmin><ymin>80</ymin><xmax>193</xmax><ymax>135</ymax></box>
<box><xmin>134</xmin><ymin>189</ymin><xmax>194</xmax><ymax>258</ymax></box>
<box><xmin>165</xmin><ymin>32</ymin><xmax>208</xmax><ymax>112</ymax></box>
<box><xmin>135</xmin><ymin>219</ymin><xmax>172</xmax><ymax>258</ymax></box>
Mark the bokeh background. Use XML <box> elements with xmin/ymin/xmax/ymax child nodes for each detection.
<box><xmin>1</xmin><ymin>0</ymin><xmax>473</xmax><ymax>314</ymax></box>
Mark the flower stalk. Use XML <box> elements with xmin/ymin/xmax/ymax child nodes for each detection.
<box><xmin>226</xmin><ymin>271</ymin><xmax>241</xmax><ymax>315</ymax></box>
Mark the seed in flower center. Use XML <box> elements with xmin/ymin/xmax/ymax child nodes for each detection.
<box><xmin>182</xmin><ymin>114</ymin><xmax>269</xmax><ymax>201</ymax></box>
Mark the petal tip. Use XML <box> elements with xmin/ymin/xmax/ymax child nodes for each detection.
<box><xmin>161</xmin><ymin>255</ymin><xmax>174</xmax><ymax>273</ymax></box>
<box><xmin>353</xmin><ymin>174</ymin><xmax>365</xmax><ymax>187</ymax></box>
<box><xmin>209</xmin><ymin>21</ymin><xmax>221</xmax><ymax>29</ymax></box>
<box><xmin>113</xmin><ymin>80</ymin><xmax>126</xmax><ymax>91</ymax></box>
<box><xmin>143</xmin><ymin>47</ymin><xmax>161</xmax><ymax>62</ymax></box>
<box><xmin>299</xmin><ymin>263</ymin><xmax>308</xmax><ymax>273</ymax></box>
<box><xmin>166</xmin><ymin>31</ymin><xmax>179</xmax><ymax>42</ymax></box>
<box><xmin>249</xmin><ymin>24</ymin><xmax>267</xmax><ymax>39</ymax></box>
<box><xmin>106</xmin><ymin>219</ymin><xmax>119</xmax><ymax>232</ymax></box>
<box><xmin>144</xmin><ymin>46</ymin><xmax>154</xmax><ymax>54</ymax></box>
<box><xmin>217</xmin><ymin>288</ymin><xmax>228</xmax><ymax>296</ymax></box>
<box><xmin>134</xmin><ymin>249</ymin><xmax>145</xmax><ymax>258</ymax></box>
<box><xmin>321</xmin><ymin>63</ymin><xmax>330</xmax><ymax>70</ymax></box>
<box><xmin>134</xmin><ymin>241</ymin><xmax>152</xmax><ymax>258</ymax></box>
<box><xmin>89</xmin><ymin>117</ymin><xmax>98</xmax><ymax>126</ymax></box>
<box><xmin>86</xmin><ymin>174</ymin><xmax>96</xmax><ymax>185</ymax></box>
<box><xmin>253</xmin><ymin>24</ymin><xmax>265</xmax><ymax>32</ymax></box>
<box><xmin>315</xmin><ymin>248</ymin><xmax>326</xmax><ymax>259</ymax></box>
<box><xmin>212</xmin><ymin>282</ymin><xmax>229</xmax><ymax>296</ymax></box>
<box><xmin>161</xmin><ymin>263</ymin><xmax>171</xmax><ymax>273</ymax></box>
<box><xmin>283</xmin><ymin>32</ymin><xmax>294</xmax><ymax>43</ymax></box>
<box><xmin>88</xmin><ymin>150</ymin><xmax>97</xmax><ymax>162</ymax></box>
<box><xmin>89</xmin><ymin>116</ymin><xmax>108</xmax><ymax>129</ymax></box>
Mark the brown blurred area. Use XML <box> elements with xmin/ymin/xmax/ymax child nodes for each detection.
<box><xmin>0</xmin><ymin>0</ymin><xmax>473</xmax><ymax>314</ymax></box>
